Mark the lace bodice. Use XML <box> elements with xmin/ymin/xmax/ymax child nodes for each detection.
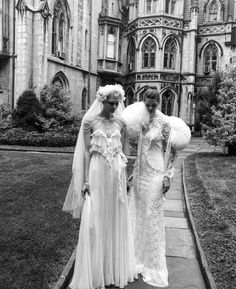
<box><xmin>139</xmin><ymin>112</ymin><xmax>171</xmax><ymax>174</ymax></box>
<box><xmin>83</xmin><ymin>116</ymin><xmax>126</xmax><ymax>165</ymax></box>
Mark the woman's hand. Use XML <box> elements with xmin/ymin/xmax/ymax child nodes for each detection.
<box><xmin>81</xmin><ymin>181</ymin><xmax>90</xmax><ymax>199</ymax></box>
<box><xmin>163</xmin><ymin>176</ymin><xmax>170</xmax><ymax>195</ymax></box>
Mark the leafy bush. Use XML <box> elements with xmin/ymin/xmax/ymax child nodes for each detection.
<box><xmin>195</xmin><ymin>72</ymin><xmax>222</xmax><ymax>132</ymax></box>
<box><xmin>38</xmin><ymin>84</ymin><xmax>78</xmax><ymax>132</ymax></box>
<box><xmin>202</xmin><ymin>68</ymin><xmax>236</xmax><ymax>154</ymax></box>
<box><xmin>0</xmin><ymin>103</ymin><xmax>13</xmax><ymax>132</ymax></box>
<box><xmin>12</xmin><ymin>89</ymin><xmax>42</xmax><ymax>131</ymax></box>
<box><xmin>0</xmin><ymin>128</ymin><xmax>78</xmax><ymax>147</ymax></box>
<box><xmin>0</xmin><ymin>84</ymin><xmax>82</xmax><ymax>147</ymax></box>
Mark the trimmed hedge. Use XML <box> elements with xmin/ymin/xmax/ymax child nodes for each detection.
<box><xmin>0</xmin><ymin>128</ymin><xmax>77</xmax><ymax>147</ymax></box>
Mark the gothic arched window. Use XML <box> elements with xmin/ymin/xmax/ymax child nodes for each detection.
<box><xmin>164</xmin><ymin>38</ymin><xmax>177</xmax><ymax>69</ymax></box>
<box><xmin>81</xmin><ymin>88</ymin><xmax>88</xmax><ymax>110</ymax></box>
<box><xmin>2</xmin><ymin>0</ymin><xmax>10</xmax><ymax>52</ymax></box>
<box><xmin>209</xmin><ymin>1</ymin><xmax>218</xmax><ymax>22</ymax></box>
<box><xmin>142</xmin><ymin>37</ymin><xmax>157</xmax><ymax>69</ymax></box>
<box><xmin>51</xmin><ymin>0</ymin><xmax>70</xmax><ymax>59</ymax></box>
<box><xmin>58</xmin><ymin>13</ymin><xmax>65</xmax><ymax>54</ymax></box>
<box><xmin>128</xmin><ymin>40</ymin><xmax>135</xmax><ymax>72</ymax></box>
<box><xmin>204</xmin><ymin>44</ymin><xmax>218</xmax><ymax>74</ymax></box>
<box><xmin>52</xmin><ymin>71</ymin><xmax>69</xmax><ymax>90</ymax></box>
<box><xmin>126</xmin><ymin>89</ymin><xmax>135</xmax><ymax>105</ymax></box>
<box><xmin>161</xmin><ymin>90</ymin><xmax>175</xmax><ymax>116</ymax></box>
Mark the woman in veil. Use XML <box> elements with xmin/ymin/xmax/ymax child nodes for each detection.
<box><xmin>63</xmin><ymin>84</ymin><xmax>137</xmax><ymax>289</ymax></box>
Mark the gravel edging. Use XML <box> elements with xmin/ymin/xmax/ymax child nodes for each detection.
<box><xmin>182</xmin><ymin>159</ymin><xmax>217</xmax><ymax>289</ymax></box>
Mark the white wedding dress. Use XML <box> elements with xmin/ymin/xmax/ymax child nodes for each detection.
<box><xmin>69</xmin><ymin>116</ymin><xmax>137</xmax><ymax>289</ymax></box>
<box><xmin>129</xmin><ymin>111</ymin><xmax>176</xmax><ymax>287</ymax></box>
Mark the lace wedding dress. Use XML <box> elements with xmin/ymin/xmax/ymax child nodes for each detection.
<box><xmin>69</xmin><ymin>116</ymin><xmax>137</xmax><ymax>289</ymax></box>
<box><xmin>129</xmin><ymin>110</ymin><xmax>176</xmax><ymax>288</ymax></box>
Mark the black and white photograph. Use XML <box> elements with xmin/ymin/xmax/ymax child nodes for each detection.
<box><xmin>0</xmin><ymin>1</ymin><xmax>235</xmax><ymax>289</ymax></box>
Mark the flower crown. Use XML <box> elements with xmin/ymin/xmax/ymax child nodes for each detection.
<box><xmin>96</xmin><ymin>84</ymin><xmax>125</xmax><ymax>102</ymax></box>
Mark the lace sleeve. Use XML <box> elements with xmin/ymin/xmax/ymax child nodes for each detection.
<box><xmin>119</xmin><ymin>117</ymin><xmax>129</xmax><ymax>155</ymax></box>
<box><xmin>165</xmin><ymin>147</ymin><xmax>177</xmax><ymax>179</ymax></box>
<box><xmin>162</xmin><ymin>122</ymin><xmax>177</xmax><ymax>179</ymax></box>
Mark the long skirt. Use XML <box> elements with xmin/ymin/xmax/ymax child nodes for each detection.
<box><xmin>70</xmin><ymin>153</ymin><xmax>137</xmax><ymax>289</ymax></box>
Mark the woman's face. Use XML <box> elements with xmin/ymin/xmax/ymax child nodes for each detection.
<box><xmin>144</xmin><ymin>98</ymin><xmax>159</xmax><ymax>115</ymax></box>
<box><xmin>103</xmin><ymin>94</ymin><xmax>119</xmax><ymax>114</ymax></box>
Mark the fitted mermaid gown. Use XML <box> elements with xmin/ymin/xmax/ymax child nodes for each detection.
<box><xmin>129</xmin><ymin>111</ymin><xmax>176</xmax><ymax>287</ymax></box>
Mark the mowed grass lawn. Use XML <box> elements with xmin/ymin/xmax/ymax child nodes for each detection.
<box><xmin>184</xmin><ymin>153</ymin><xmax>236</xmax><ymax>289</ymax></box>
<box><xmin>0</xmin><ymin>151</ymin><xmax>79</xmax><ymax>289</ymax></box>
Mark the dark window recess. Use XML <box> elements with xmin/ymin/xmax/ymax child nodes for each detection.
<box><xmin>231</xmin><ymin>27</ymin><xmax>236</xmax><ymax>46</ymax></box>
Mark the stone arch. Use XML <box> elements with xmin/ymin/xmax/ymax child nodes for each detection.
<box><xmin>161</xmin><ymin>33</ymin><xmax>180</xmax><ymax>51</ymax></box>
<box><xmin>81</xmin><ymin>87</ymin><xmax>88</xmax><ymax>110</ymax></box>
<box><xmin>138</xmin><ymin>33</ymin><xmax>160</xmax><ymax>50</ymax></box>
<box><xmin>51</xmin><ymin>0</ymin><xmax>72</xmax><ymax>57</ymax></box>
<box><xmin>199</xmin><ymin>40</ymin><xmax>222</xmax><ymax>74</ymax></box>
<box><xmin>199</xmin><ymin>40</ymin><xmax>223</xmax><ymax>58</ymax></box>
<box><xmin>205</xmin><ymin>0</ymin><xmax>222</xmax><ymax>22</ymax></box>
<box><xmin>127</xmin><ymin>38</ymin><xmax>136</xmax><ymax>72</ymax></box>
<box><xmin>160</xmin><ymin>87</ymin><xmax>177</xmax><ymax>116</ymax></box>
<box><xmin>51</xmin><ymin>71</ymin><xmax>69</xmax><ymax>90</ymax></box>
<box><xmin>51</xmin><ymin>0</ymin><xmax>71</xmax><ymax>20</ymax></box>
<box><xmin>136</xmin><ymin>85</ymin><xmax>158</xmax><ymax>101</ymax></box>
<box><xmin>126</xmin><ymin>87</ymin><xmax>135</xmax><ymax>105</ymax></box>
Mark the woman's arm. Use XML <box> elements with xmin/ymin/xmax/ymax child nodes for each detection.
<box><xmin>82</xmin><ymin>120</ymin><xmax>92</xmax><ymax>199</ymax></box>
<box><xmin>121</xmin><ymin>120</ymin><xmax>129</xmax><ymax>156</ymax></box>
<box><xmin>162</xmin><ymin>122</ymin><xmax>178</xmax><ymax>194</ymax></box>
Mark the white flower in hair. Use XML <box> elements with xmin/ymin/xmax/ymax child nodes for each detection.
<box><xmin>96</xmin><ymin>84</ymin><xmax>125</xmax><ymax>102</ymax></box>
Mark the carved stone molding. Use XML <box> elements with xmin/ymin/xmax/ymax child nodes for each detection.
<box><xmin>16</xmin><ymin>0</ymin><xmax>28</xmax><ymax>16</ymax></box>
<box><xmin>198</xmin><ymin>24</ymin><xmax>231</xmax><ymax>35</ymax></box>
<box><xmin>128</xmin><ymin>16</ymin><xmax>183</xmax><ymax>33</ymax></box>
<box><xmin>195</xmin><ymin>76</ymin><xmax>212</xmax><ymax>87</ymax></box>
<box><xmin>183</xmin><ymin>21</ymin><xmax>190</xmax><ymax>31</ymax></box>
<box><xmin>40</xmin><ymin>1</ymin><xmax>51</xmax><ymax>19</ymax></box>
<box><xmin>126</xmin><ymin>72</ymin><xmax>188</xmax><ymax>83</ymax></box>
<box><xmin>136</xmin><ymin>73</ymin><xmax>160</xmax><ymax>81</ymax></box>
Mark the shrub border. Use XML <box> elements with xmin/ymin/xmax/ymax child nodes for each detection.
<box><xmin>182</xmin><ymin>159</ymin><xmax>217</xmax><ymax>289</ymax></box>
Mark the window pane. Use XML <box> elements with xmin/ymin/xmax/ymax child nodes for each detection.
<box><xmin>107</xmin><ymin>34</ymin><xmax>115</xmax><ymax>58</ymax></box>
<box><xmin>146</xmin><ymin>0</ymin><xmax>152</xmax><ymax>14</ymax></box>
<box><xmin>143</xmin><ymin>53</ymin><xmax>149</xmax><ymax>68</ymax></box>
<box><xmin>212</xmin><ymin>61</ymin><xmax>217</xmax><ymax>71</ymax></box>
<box><xmin>171</xmin><ymin>0</ymin><xmax>176</xmax><ymax>14</ymax></box>
<box><xmin>204</xmin><ymin>44</ymin><xmax>218</xmax><ymax>73</ymax></box>
<box><xmin>164</xmin><ymin>53</ymin><xmax>168</xmax><ymax>68</ymax></box>
<box><xmin>150</xmin><ymin>52</ymin><xmax>155</xmax><ymax>67</ymax></box>
<box><xmin>209</xmin><ymin>1</ymin><xmax>218</xmax><ymax>22</ymax></box>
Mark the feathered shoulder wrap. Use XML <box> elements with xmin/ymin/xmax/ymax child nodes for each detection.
<box><xmin>121</xmin><ymin>102</ymin><xmax>191</xmax><ymax>150</ymax></box>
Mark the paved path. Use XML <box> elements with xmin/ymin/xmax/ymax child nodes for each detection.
<box><xmin>107</xmin><ymin>138</ymin><xmax>221</xmax><ymax>289</ymax></box>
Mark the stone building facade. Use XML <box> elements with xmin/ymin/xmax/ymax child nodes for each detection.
<box><xmin>1</xmin><ymin>0</ymin><xmax>236</xmax><ymax>127</ymax></box>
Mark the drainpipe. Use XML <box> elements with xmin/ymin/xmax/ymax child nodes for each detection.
<box><xmin>178</xmin><ymin>29</ymin><xmax>183</xmax><ymax>117</ymax></box>
<box><xmin>11</xmin><ymin>0</ymin><xmax>16</xmax><ymax>109</ymax></box>
<box><xmin>87</xmin><ymin>0</ymin><xmax>92</xmax><ymax>106</ymax></box>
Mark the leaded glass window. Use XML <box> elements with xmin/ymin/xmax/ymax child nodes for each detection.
<box><xmin>142</xmin><ymin>37</ymin><xmax>156</xmax><ymax>69</ymax></box>
<box><xmin>164</xmin><ymin>39</ymin><xmax>176</xmax><ymax>69</ymax></box>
